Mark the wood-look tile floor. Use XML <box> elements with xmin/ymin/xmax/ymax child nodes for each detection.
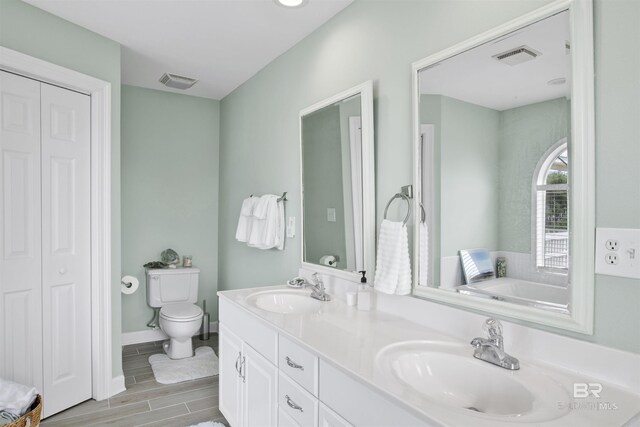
<box><xmin>42</xmin><ymin>334</ymin><xmax>228</xmax><ymax>427</ymax></box>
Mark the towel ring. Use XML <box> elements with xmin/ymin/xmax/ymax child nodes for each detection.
<box><xmin>384</xmin><ymin>193</ymin><xmax>411</xmax><ymax>225</ymax></box>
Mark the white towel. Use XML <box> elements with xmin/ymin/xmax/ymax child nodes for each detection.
<box><xmin>418</xmin><ymin>222</ymin><xmax>429</xmax><ymax>286</ymax></box>
<box><xmin>374</xmin><ymin>219</ymin><xmax>412</xmax><ymax>295</ymax></box>
<box><xmin>248</xmin><ymin>195</ymin><xmax>284</xmax><ymax>250</ymax></box>
<box><xmin>0</xmin><ymin>378</ymin><xmax>37</xmax><ymax>417</ymax></box>
<box><xmin>236</xmin><ymin>197</ymin><xmax>257</xmax><ymax>242</ymax></box>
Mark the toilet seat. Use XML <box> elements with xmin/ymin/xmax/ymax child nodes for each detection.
<box><xmin>160</xmin><ymin>302</ymin><xmax>203</xmax><ymax>322</ymax></box>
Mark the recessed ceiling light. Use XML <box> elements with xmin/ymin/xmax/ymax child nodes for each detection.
<box><xmin>274</xmin><ymin>0</ymin><xmax>307</xmax><ymax>8</ymax></box>
<box><xmin>547</xmin><ymin>77</ymin><xmax>566</xmax><ymax>86</ymax></box>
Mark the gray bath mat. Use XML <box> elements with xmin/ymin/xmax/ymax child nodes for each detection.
<box><xmin>149</xmin><ymin>346</ymin><xmax>218</xmax><ymax>384</ymax></box>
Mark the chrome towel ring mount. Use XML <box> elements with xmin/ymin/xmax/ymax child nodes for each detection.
<box><xmin>384</xmin><ymin>190</ymin><xmax>412</xmax><ymax>225</ymax></box>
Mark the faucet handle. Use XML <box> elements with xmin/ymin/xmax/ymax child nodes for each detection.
<box><xmin>483</xmin><ymin>318</ymin><xmax>503</xmax><ymax>339</ymax></box>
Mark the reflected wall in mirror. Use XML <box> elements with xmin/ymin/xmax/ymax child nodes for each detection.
<box><xmin>300</xmin><ymin>81</ymin><xmax>375</xmax><ymax>278</ymax></box>
<box><xmin>412</xmin><ymin>0</ymin><xmax>594</xmax><ymax>333</ymax></box>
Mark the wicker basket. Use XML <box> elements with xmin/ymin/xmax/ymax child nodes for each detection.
<box><xmin>5</xmin><ymin>395</ymin><xmax>42</xmax><ymax>427</ymax></box>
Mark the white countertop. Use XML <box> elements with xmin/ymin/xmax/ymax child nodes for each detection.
<box><xmin>218</xmin><ymin>285</ymin><xmax>640</xmax><ymax>426</ymax></box>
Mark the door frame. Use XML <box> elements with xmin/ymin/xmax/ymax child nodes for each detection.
<box><xmin>0</xmin><ymin>47</ymin><xmax>119</xmax><ymax>400</ymax></box>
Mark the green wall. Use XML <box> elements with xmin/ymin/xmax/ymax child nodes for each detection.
<box><xmin>302</xmin><ymin>105</ymin><xmax>347</xmax><ymax>266</ymax></box>
<box><xmin>0</xmin><ymin>0</ymin><xmax>123</xmax><ymax>376</ymax></box>
<box><xmin>219</xmin><ymin>0</ymin><xmax>640</xmax><ymax>353</ymax></box>
<box><xmin>121</xmin><ymin>85</ymin><xmax>220</xmax><ymax>332</ymax></box>
<box><xmin>498</xmin><ymin>98</ymin><xmax>571</xmax><ymax>252</ymax></box>
<box><xmin>439</xmin><ymin>96</ymin><xmax>500</xmax><ymax>257</ymax></box>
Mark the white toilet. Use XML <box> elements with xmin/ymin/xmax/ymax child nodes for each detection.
<box><xmin>146</xmin><ymin>267</ymin><xmax>203</xmax><ymax>359</ymax></box>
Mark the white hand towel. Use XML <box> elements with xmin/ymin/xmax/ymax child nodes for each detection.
<box><xmin>374</xmin><ymin>219</ymin><xmax>412</xmax><ymax>295</ymax></box>
<box><xmin>418</xmin><ymin>222</ymin><xmax>429</xmax><ymax>286</ymax></box>
<box><xmin>248</xmin><ymin>195</ymin><xmax>283</xmax><ymax>250</ymax></box>
<box><xmin>0</xmin><ymin>378</ymin><xmax>37</xmax><ymax>417</ymax></box>
<box><xmin>236</xmin><ymin>197</ymin><xmax>257</xmax><ymax>243</ymax></box>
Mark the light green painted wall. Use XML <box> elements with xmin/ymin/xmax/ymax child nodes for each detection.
<box><xmin>220</xmin><ymin>0</ymin><xmax>640</xmax><ymax>353</ymax></box>
<box><xmin>302</xmin><ymin>105</ymin><xmax>347</xmax><ymax>266</ymax></box>
<box><xmin>440</xmin><ymin>96</ymin><xmax>500</xmax><ymax>257</ymax></box>
<box><xmin>0</xmin><ymin>0</ymin><xmax>123</xmax><ymax>376</ymax></box>
<box><xmin>121</xmin><ymin>85</ymin><xmax>220</xmax><ymax>332</ymax></box>
<box><xmin>498</xmin><ymin>98</ymin><xmax>570</xmax><ymax>252</ymax></box>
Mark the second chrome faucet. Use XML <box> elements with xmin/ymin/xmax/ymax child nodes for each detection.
<box><xmin>470</xmin><ymin>318</ymin><xmax>520</xmax><ymax>370</ymax></box>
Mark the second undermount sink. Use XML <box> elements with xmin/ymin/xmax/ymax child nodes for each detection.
<box><xmin>246</xmin><ymin>289</ymin><xmax>324</xmax><ymax>314</ymax></box>
<box><xmin>375</xmin><ymin>341</ymin><xmax>570</xmax><ymax>422</ymax></box>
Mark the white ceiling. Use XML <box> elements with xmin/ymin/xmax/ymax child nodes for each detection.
<box><xmin>24</xmin><ymin>0</ymin><xmax>353</xmax><ymax>100</ymax></box>
<box><xmin>419</xmin><ymin>11</ymin><xmax>570</xmax><ymax>111</ymax></box>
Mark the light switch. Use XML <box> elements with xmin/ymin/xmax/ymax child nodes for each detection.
<box><xmin>286</xmin><ymin>216</ymin><xmax>295</xmax><ymax>238</ymax></box>
<box><xmin>595</xmin><ymin>228</ymin><xmax>640</xmax><ymax>279</ymax></box>
<box><xmin>327</xmin><ymin>208</ymin><xmax>336</xmax><ymax>222</ymax></box>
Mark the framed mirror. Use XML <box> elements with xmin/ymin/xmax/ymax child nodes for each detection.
<box><xmin>300</xmin><ymin>81</ymin><xmax>375</xmax><ymax>280</ymax></box>
<box><xmin>412</xmin><ymin>0</ymin><xmax>594</xmax><ymax>333</ymax></box>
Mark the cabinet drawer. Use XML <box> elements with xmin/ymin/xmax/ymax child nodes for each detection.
<box><xmin>279</xmin><ymin>372</ymin><xmax>318</xmax><ymax>427</ymax></box>
<box><xmin>279</xmin><ymin>335</ymin><xmax>319</xmax><ymax>396</ymax></box>
<box><xmin>319</xmin><ymin>402</ymin><xmax>353</xmax><ymax>427</ymax></box>
<box><xmin>278</xmin><ymin>407</ymin><xmax>299</xmax><ymax>427</ymax></box>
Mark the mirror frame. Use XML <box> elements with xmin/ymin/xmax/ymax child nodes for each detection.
<box><xmin>299</xmin><ymin>81</ymin><xmax>376</xmax><ymax>281</ymax></box>
<box><xmin>411</xmin><ymin>0</ymin><xmax>595</xmax><ymax>334</ymax></box>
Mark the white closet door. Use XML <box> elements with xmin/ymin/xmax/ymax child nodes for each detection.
<box><xmin>41</xmin><ymin>82</ymin><xmax>91</xmax><ymax>416</ymax></box>
<box><xmin>0</xmin><ymin>71</ymin><xmax>43</xmax><ymax>393</ymax></box>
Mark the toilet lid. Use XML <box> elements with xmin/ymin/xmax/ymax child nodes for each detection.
<box><xmin>160</xmin><ymin>303</ymin><xmax>203</xmax><ymax>320</ymax></box>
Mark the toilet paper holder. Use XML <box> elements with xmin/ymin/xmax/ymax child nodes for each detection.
<box><xmin>122</xmin><ymin>279</ymin><xmax>133</xmax><ymax>288</ymax></box>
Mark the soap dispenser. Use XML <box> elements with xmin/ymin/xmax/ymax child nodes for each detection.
<box><xmin>357</xmin><ymin>271</ymin><xmax>371</xmax><ymax>311</ymax></box>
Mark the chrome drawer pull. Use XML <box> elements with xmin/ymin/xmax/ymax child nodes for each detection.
<box><xmin>286</xmin><ymin>356</ymin><xmax>304</xmax><ymax>371</ymax></box>
<box><xmin>235</xmin><ymin>352</ymin><xmax>241</xmax><ymax>376</ymax></box>
<box><xmin>285</xmin><ymin>395</ymin><xmax>303</xmax><ymax>412</ymax></box>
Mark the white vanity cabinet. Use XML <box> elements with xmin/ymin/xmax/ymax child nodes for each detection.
<box><xmin>219</xmin><ymin>299</ymin><xmax>280</xmax><ymax>427</ymax></box>
<box><xmin>219</xmin><ymin>297</ymin><xmax>426</xmax><ymax>427</ymax></box>
<box><xmin>219</xmin><ymin>324</ymin><xmax>278</xmax><ymax>427</ymax></box>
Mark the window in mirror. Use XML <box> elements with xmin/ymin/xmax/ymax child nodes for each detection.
<box><xmin>534</xmin><ymin>140</ymin><xmax>569</xmax><ymax>271</ymax></box>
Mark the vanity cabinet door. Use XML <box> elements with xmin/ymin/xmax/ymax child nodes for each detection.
<box><xmin>219</xmin><ymin>324</ymin><xmax>243</xmax><ymax>427</ymax></box>
<box><xmin>242</xmin><ymin>344</ymin><xmax>278</xmax><ymax>427</ymax></box>
<box><xmin>319</xmin><ymin>402</ymin><xmax>352</xmax><ymax>427</ymax></box>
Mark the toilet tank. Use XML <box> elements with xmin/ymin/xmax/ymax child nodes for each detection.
<box><xmin>146</xmin><ymin>267</ymin><xmax>200</xmax><ymax>308</ymax></box>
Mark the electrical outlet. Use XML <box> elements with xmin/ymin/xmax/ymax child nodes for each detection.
<box><xmin>595</xmin><ymin>228</ymin><xmax>640</xmax><ymax>279</ymax></box>
<box><xmin>605</xmin><ymin>239</ymin><xmax>619</xmax><ymax>251</ymax></box>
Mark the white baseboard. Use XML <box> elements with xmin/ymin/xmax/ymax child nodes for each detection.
<box><xmin>109</xmin><ymin>375</ymin><xmax>126</xmax><ymax>398</ymax></box>
<box><xmin>121</xmin><ymin>321</ymin><xmax>219</xmax><ymax>346</ymax></box>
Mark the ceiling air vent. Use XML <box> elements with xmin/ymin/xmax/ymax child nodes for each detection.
<box><xmin>159</xmin><ymin>73</ymin><xmax>198</xmax><ymax>90</ymax></box>
<box><xmin>493</xmin><ymin>45</ymin><xmax>541</xmax><ymax>66</ymax></box>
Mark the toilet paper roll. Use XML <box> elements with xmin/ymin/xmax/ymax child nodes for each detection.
<box><xmin>121</xmin><ymin>275</ymin><xmax>139</xmax><ymax>295</ymax></box>
<box><xmin>319</xmin><ymin>255</ymin><xmax>337</xmax><ymax>267</ymax></box>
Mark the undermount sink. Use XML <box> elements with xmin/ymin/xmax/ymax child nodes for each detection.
<box><xmin>246</xmin><ymin>289</ymin><xmax>323</xmax><ymax>314</ymax></box>
<box><xmin>375</xmin><ymin>341</ymin><xmax>570</xmax><ymax>422</ymax></box>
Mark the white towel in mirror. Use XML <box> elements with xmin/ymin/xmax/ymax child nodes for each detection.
<box><xmin>419</xmin><ymin>222</ymin><xmax>429</xmax><ymax>286</ymax></box>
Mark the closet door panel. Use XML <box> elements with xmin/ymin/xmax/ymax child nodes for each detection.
<box><xmin>41</xmin><ymin>82</ymin><xmax>91</xmax><ymax>416</ymax></box>
<box><xmin>0</xmin><ymin>71</ymin><xmax>43</xmax><ymax>392</ymax></box>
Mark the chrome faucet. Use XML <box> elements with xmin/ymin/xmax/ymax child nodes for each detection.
<box><xmin>308</xmin><ymin>273</ymin><xmax>331</xmax><ymax>302</ymax></box>
<box><xmin>286</xmin><ymin>273</ymin><xmax>331</xmax><ymax>302</ymax></box>
<box><xmin>470</xmin><ymin>318</ymin><xmax>519</xmax><ymax>370</ymax></box>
